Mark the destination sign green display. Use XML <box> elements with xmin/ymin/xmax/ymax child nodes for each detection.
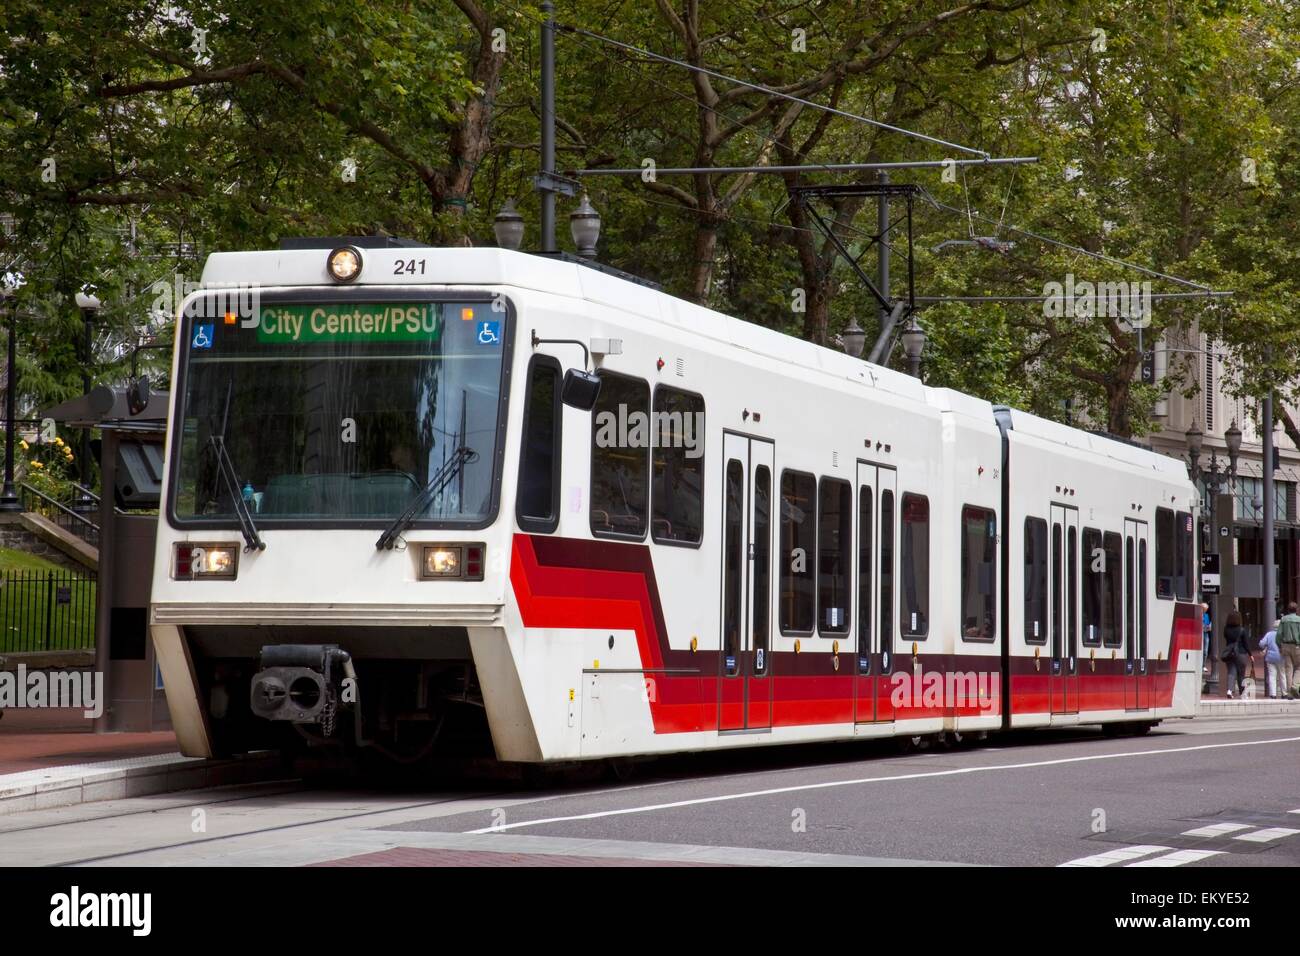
<box><xmin>255</xmin><ymin>303</ymin><xmax>442</xmax><ymax>343</ymax></box>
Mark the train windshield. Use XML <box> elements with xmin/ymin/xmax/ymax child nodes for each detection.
<box><xmin>171</xmin><ymin>299</ymin><xmax>509</xmax><ymax>524</ymax></box>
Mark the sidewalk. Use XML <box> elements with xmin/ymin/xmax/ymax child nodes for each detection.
<box><xmin>1197</xmin><ymin>693</ymin><xmax>1300</xmax><ymax>718</ymax></box>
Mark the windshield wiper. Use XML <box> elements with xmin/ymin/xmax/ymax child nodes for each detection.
<box><xmin>375</xmin><ymin>446</ymin><xmax>478</xmax><ymax>551</ymax></box>
<box><xmin>209</xmin><ymin>435</ymin><xmax>266</xmax><ymax>552</ymax></box>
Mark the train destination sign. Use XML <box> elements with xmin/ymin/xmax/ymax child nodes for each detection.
<box><xmin>255</xmin><ymin>303</ymin><xmax>443</xmax><ymax>343</ymax></box>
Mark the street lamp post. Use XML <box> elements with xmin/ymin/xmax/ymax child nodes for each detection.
<box><xmin>1187</xmin><ymin>422</ymin><xmax>1229</xmax><ymax>692</ymax></box>
<box><xmin>1225</xmin><ymin>420</ymin><xmax>1242</xmax><ymax>485</ymax></box>
<box><xmin>901</xmin><ymin>317</ymin><xmax>926</xmax><ymax>379</ymax></box>
<box><xmin>493</xmin><ymin>199</ymin><xmax>525</xmax><ymax>251</ymax></box>
<box><xmin>840</xmin><ymin>320</ymin><xmax>867</xmax><ymax>358</ymax></box>
<box><xmin>0</xmin><ymin>286</ymin><xmax>18</xmax><ymax>512</ymax></box>
<box><xmin>74</xmin><ymin>291</ymin><xmax>100</xmax><ymax>507</ymax></box>
<box><xmin>569</xmin><ymin>195</ymin><xmax>602</xmax><ymax>259</ymax></box>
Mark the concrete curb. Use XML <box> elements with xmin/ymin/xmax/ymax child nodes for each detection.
<box><xmin>1197</xmin><ymin>699</ymin><xmax>1300</xmax><ymax>718</ymax></box>
<box><xmin>0</xmin><ymin>751</ymin><xmax>283</xmax><ymax>816</ymax></box>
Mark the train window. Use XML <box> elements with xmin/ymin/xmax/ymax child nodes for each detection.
<box><xmin>723</xmin><ymin>460</ymin><xmax>743</xmax><ymax>675</ymax></box>
<box><xmin>1068</xmin><ymin>525</ymin><xmax>1078</xmax><ymax>653</ymax></box>
<box><xmin>651</xmin><ymin>387</ymin><xmax>705</xmax><ymax>546</ymax></box>
<box><xmin>818</xmin><ymin>478</ymin><xmax>852</xmax><ymax>635</ymax></box>
<box><xmin>1024</xmin><ymin>517</ymin><xmax>1048</xmax><ymax>645</ymax></box>
<box><xmin>779</xmin><ymin>470</ymin><xmax>816</xmax><ymax>634</ymax></box>
<box><xmin>880</xmin><ymin>490</ymin><xmax>894</xmax><ymax>650</ymax></box>
<box><xmin>753</xmin><ymin>466</ymin><xmax>771</xmax><ymax>675</ymax></box>
<box><xmin>858</xmin><ymin>486</ymin><xmax>873</xmax><ymax>653</ymax></box>
<box><xmin>960</xmin><ymin>506</ymin><xmax>996</xmax><ymax>641</ymax></box>
<box><xmin>901</xmin><ymin>493</ymin><xmax>929</xmax><ymax>638</ymax></box>
<box><xmin>1125</xmin><ymin>536</ymin><xmax>1135</xmax><ymax>653</ymax></box>
<box><xmin>590</xmin><ymin>372</ymin><xmax>649</xmax><ymax>539</ymax></box>
<box><xmin>516</xmin><ymin>356</ymin><xmax>562</xmax><ymax>533</ymax></box>
<box><xmin>1051</xmin><ymin>523</ymin><xmax>1063</xmax><ymax>655</ymax></box>
<box><xmin>1175</xmin><ymin>510</ymin><xmax>1194</xmax><ymax>600</ymax></box>
<box><xmin>1082</xmin><ymin>527</ymin><xmax>1102</xmax><ymax>646</ymax></box>
<box><xmin>1103</xmin><ymin>531</ymin><xmax>1123</xmax><ymax>647</ymax></box>
<box><xmin>1138</xmin><ymin>539</ymin><xmax>1148</xmax><ymax>657</ymax></box>
<box><xmin>1155</xmin><ymin>507</ymin><xmax>1175</xmax><ymax>599</ymax></box>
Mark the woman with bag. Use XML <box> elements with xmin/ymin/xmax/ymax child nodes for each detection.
<box><xmin>1221</xmin><ymin>610</ymin><xmax>1253</xmax><ymax>699</ymax></box>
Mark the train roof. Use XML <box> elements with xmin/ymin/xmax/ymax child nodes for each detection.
<box><xmin>200</xmin><ymin>245</ymin><xmax>1189</xmax><ymax>482</ymax></box>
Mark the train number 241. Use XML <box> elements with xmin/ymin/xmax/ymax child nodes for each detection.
<box><xmin>394</xmin><ymin>258</ymin><xmax>427</xmax><ymax>275</ymax></box>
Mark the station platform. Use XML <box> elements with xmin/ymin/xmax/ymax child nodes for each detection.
<box><xmin>0</xmin><ymin>729</ymin><xmax>281</xmax><ymax>816</ymax></box>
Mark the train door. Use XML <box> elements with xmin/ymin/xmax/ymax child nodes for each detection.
<box><xmin>1050</xmin><ymin>504</ymin><xmax>1080</xmax><ymax>715</ymax></box>
<box><xmin>853</xmin><ymin>462</ymin><xmax>895</xmax><ymax>724</ymax></box>
<box><xmin>1124</xmin><ymin>518</ymin><xmax>1150</xmax><ymax>710</ymax></box>
<box><xmin>718</xmin><ymin>433</ymin><xmax>774</xmax><ymax>732</ymax></box>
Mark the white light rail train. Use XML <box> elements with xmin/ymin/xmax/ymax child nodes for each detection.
<box><xmin>150</xmin><ymin>238</ymin><xmax>1202</xmax><ymax>764</ymax></box>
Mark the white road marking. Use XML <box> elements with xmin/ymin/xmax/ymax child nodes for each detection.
<box><xmin>1289</xmin><ymin>809</ymin><xmax>1300</xmax><ymax>815</ymax></box>
<box><xmin>1181</xmin><ymin>822</ymin><xmax>1252</xmax><ymax>837</ymax></box>
<box><xmin>1233</xmin><ymin>827</ymin><xmax>1300</xmax><ymax>843</ymax></box>
<box><xmin>467</xmin><ymin>735</ymin><xmax>1300</xmax><ymax>834</ymax></box>
<box><xmin>1058</xmin><ymin>845</ymin><xmax>1170</xmax><ymax>867</ymax></box>
<box><xmin>1128</xmin><ymin>849</ymin><xmax>1223</xmax><ymax>867</ymax></box>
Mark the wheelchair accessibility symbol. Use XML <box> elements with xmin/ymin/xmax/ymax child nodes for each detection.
<box><xmin>476</xmin><ymin>321</ymin><xmax>501</xmax><ymax>346</ymax></box>
<box><xmin>191</xmin><ymin>324</ymin><xmax>214</xmax><ymax>349</ymax></box>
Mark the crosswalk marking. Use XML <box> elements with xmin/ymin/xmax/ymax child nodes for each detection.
<box><xmin>1233</xmin><ymin>827</ymin><xmax>1300</xmax><ymax>843</ymax></box>
<box><xmin>1059</xmin><ymin>845</ymin><xmax>1170</xmax><ymax>867</ymax></box>
<box><xmin>1181</xmin><ymin>822</ymin><xmax>1252</xmax><ymax>838</ymax></box>
<box><xmin>1127</xmin><ymin>849</ymin><xmax>1223</xmax><ymax>867</ymax></box>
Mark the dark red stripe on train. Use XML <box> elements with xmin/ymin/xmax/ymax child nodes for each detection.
<box><xmin>510</xmin><ymin>534</ymin><xmax>1200</xmax><ymax>734</ymax></box>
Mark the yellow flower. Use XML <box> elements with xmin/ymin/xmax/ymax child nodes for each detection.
<box><xmin>53</xmin><ymin>437</ymin><xmax>64</xmax><ymax>446</ymax></box>
<box><xmin>18</xmin><ymin>440</ymin><xmax>27</xmax><ymax>450</ymax></box>
<box><xmin>30</xmin><ymin>461</ymin><xmax>42</xmax><ymax>469</ymax></box>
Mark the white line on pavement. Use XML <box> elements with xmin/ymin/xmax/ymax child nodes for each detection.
<box><xmin>467</xmin><ymin>735</ymin><xmax>1300</xmax><ymax>834</ymax></box>
<box><xmin>1058</xmin><ymin>845</ymin><xmax>1170</xmax><ymax>867</ymax></box>
<box><xmin>1181</xmin><ymin>822</ymin><xmax>1252</xmax><ymax>837</ymax></box>
<box><xmin>1233</xmin><ymin>827</ymin><xmax>1300</xmax><ymax>843</ymax></box>
<box><xmin>1127</xmin><ymin>849</ymin><xmax>1224</xmax><ymax>867</ymax></box>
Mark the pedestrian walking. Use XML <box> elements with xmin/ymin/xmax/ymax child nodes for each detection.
<box><xmin>1259</xmin><ymin>621</ymin><xmax>1284</xmax><ymax>699</ymax></box>
<box><xmin>1201</xmin><ymin>602</ymin><xmax>1212</xmax><ymax>677</ymax></box>
<box><xmin>1276</xmin><ymin>601</ymin><xmax>1300</xmax><ymax>698</ymax></box>
<box><xmin>1220</xmin><ymin>610</ymin><xmax>1254</xmax><ymax>699</ymax></box>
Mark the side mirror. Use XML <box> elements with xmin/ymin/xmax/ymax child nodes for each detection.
<box><xmin>561</xmin><ymin>369</ymin><xmax>601</xmax><ymax>411</ymax></box>
<box><xmin>127</xmin><ymin>376</ymin><xmax>151</xmax><ymax>416</ymax></box>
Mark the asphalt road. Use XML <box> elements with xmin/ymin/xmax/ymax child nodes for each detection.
<box><xmin>1</xmin><ymin>715</ymin><xmax>1297</xmax><ymax>867</ymax></box>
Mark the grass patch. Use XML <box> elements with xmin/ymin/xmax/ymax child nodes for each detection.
<box><xmin>0</xmin><ymin>548</ymin><xmax>96</xmax><ymax>653</ymax></box>
<box><xmin>0</xmin><ymin>547</ymin><xmax>71</xmax><ymax>574</ymax></box>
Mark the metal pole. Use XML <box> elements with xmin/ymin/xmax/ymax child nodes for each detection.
<box><xmin>878</xmin><ymin>171</ymin><xmax>890</xmax><ymax>346</ymax></box>
<box><xmin>80</xmin><ymin>308</ymin><xmax>92</xmax><ymax>502</ymax></box>
<box><xmin>93</xmin><ymin>428</ymin><xmax>117</xmax><ymax>732</ymax></box>
<box><xmin>540</xmin><ymin>0</ymin><xmax>557</xmax><ymax>252</ymax></box>
<box><xmin>1264</xmin><ymin>390</ymin><xmax>1276</xmax><ymax>628</ymax></box>
<box><xmin>0</xmin><ymin>301</ymin><xmax>19</xmax><ymax>510</ymax></box>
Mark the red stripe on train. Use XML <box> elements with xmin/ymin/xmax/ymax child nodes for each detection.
<box><xmin>510</xmin><ymin>533</ymin><xmax>1201</xmax><ymax>733</ymax></box>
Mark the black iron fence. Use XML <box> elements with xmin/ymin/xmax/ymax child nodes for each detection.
<box><xmin>18</xmin><ymin>482</ymin><xmax>100</xmax><ymax>548</ymax></box>
<box><xmin>0</xmin><ymin>569</ymin><xmax>97</xmax><ymax>653</ymax></box>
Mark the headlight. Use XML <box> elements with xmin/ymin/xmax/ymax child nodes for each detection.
<box><xmin>174</xmin><ymin>543</ymin><xmax>239</xmax><ymax>579</ymax></box>
<box><xmin>419</xmin><ymin>544</ymin><xmax>485</xmax><ymax>581</ymax></box>
<box><xmin>424</xmin><ymin>547</ymin><xmax>460</xmax><ymax>576</ymax></box>
<box><xmin>327</xmin><ymin>246</ymin><xmax>362</xmax><ymax>282</ymax></box>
